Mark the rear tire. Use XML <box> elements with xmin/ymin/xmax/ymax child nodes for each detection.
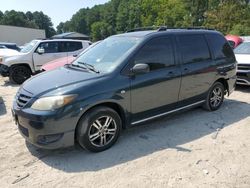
<box><xmin>76</xmin><ymin>106</ymin><xmax>122</xmax><ymax>152</ymax></box>
<box><xmin>9</xmin><ymin>65</ymin><xmax>31</xmax><ymax>84</ymax></box>
<box><xmin>203</xmin><ymin>82</ymin><xmax>224</xmax><ymax>111</ymax></box>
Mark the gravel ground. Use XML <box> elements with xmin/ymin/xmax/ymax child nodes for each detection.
<box><xmin>0</xmin><ymin>76</ymin><xmax>250</xmax><ymax>188</ymax></box>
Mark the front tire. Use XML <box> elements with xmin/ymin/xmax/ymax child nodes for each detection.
<box><xmin>76</xmin><ymin>106</ymin><xmax>122</xmax><ymax>152</ymax></box>
<box><xmin>9</xmin><ymin>65</ymin><xmax>31</xmax><ymax>84</ymax></box>
<box><xmin>203</xmin><ymin>82</ymin><xmax>224</xmax><ymax>111</ymax></box>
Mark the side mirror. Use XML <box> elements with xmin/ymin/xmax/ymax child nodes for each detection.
<box><xmin>131</xmin><ymin>63</ymin><xmax>150</xmax><ymax>75</ymax></box>
<box><xmin>37</xmin><ymin>47</ymin><xmax>45</xmax><ymax>54</ymax></box>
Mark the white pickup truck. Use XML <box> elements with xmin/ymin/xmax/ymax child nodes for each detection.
<box><xmin>0</xmin><ymin>39</ymin><xmax>91</xmax><ymax>84</ymax></box>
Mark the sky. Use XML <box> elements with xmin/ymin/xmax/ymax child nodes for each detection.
<box><xmin>0</xmin><ymin>0</ymin><xmax>110</xmax><ymax>27</ymax></box>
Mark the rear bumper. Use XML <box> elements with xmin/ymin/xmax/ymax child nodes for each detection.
<box><xmin>0</xmin><ymin>64</ymin><xmax>10</xmax><ymax>77</ymax></box>
<box><xmin>236</xmin><ymin>70</ymin><xmax>250</xmax><ymax>86</ymax></box>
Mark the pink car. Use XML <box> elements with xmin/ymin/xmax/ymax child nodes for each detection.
<box><xmin>41</xmin><ymin>41</ymin><xmax>101</xmax><ymax>72</ymax></box>
<box><xmin>225</xmin><ymin>35</ymin><xmax>243</xmax><ymax>49</ymax></box>
<box><xmin>41</xmin><ymin>56</ymin><xmax>76</xmax><ymax>71</ymax></box>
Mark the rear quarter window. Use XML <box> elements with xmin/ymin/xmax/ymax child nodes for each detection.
<box><xmin>67</xmin><ymin>42</ymin><xmax>83</xmax><ymax>52</ymax></box>
<box><xmin>227</xmin><ymin>40</ymin><xmax>235</xmax><ymax>49</ymax></box>
<box><xmin>206</xmin><ymin>34</ymin><xmax>235</xmax><ymax>60</ymax></box>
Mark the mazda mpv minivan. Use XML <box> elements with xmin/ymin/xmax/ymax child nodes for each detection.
<box><xmin>12</xmin><ymin>27</ymin><xmax>237</xmax><ymax>152</ymax></box>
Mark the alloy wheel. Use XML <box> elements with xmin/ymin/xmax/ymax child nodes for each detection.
<box><xmin>210</xmin><ymin>86</ymin><xmax>223</xmax><ymax>108</ymax></box>
<box><xmin>88</xmin><ymin>116</ymin><xmax>117</xmax><ymax>147</ymax></box>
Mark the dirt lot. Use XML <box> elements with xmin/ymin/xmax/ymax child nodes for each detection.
<box><xmin>0</xmin><ymin>76</ymin><xmax>250</xmax><ymax>188</ymax></box>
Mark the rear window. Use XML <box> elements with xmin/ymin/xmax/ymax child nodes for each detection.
<box><xmin>206</xmin><ymin>34</ymin><xmax>234</xmax><ymax>59</ymax></box>
<box><xmin>178</xmin><ymin>35</ymin><xmax>211</xmax><ymax>64</ymax></box>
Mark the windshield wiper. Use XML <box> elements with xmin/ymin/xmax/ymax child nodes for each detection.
<box><xmin>69</xmin><ymin>63</ymin><xmax>88</xmax><ymax>70</ymax></box>
<box><xmin>77</xmin><ymin>61</ymin><xmax>100</xmax><ymax>73</ymax></box>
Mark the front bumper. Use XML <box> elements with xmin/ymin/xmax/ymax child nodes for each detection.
<box><xmin>12</xmin><ymin>101</ymin><xmax>79</xmax><ymax>149</ymax></box>
<box><xmin>0</xmin><ymin>64</ymin><xmax>10</xmax><ymax>77</ymax></box>
<box><xmin>236</xmin><ymin>70</ymin><xmax>250</xmax><ymax>86</ymax></box>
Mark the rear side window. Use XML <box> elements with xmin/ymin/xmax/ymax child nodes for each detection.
<box><xmin>58</xmin><ymin>42</ymin><xmax>68</xmax><ymax>52</ymax></box>
<box><xmin>178</xmin><ymin>35</ymin><xmax>211</xmax><ymax>64</ymax></box>
<box><xmin>67</xmin><ymin>42</ymin><xmax>83</xmax><ymax>52</ymax></box>
<box><xmin>134</xmin><ymin>37</ymin><xmax>175</xmax><ymax>71</ymax></box>
<box><xmin>206</xmin><ymin>34</ymin><xmax>234</xmax><ymax>59</ymax></box>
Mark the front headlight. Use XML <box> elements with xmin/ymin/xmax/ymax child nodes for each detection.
<box><xmin>31</xmin><ymin>95</ymin><xmax>77</xmax><ymax>111</ymax></box>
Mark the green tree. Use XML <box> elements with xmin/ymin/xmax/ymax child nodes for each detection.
<box><xmin>156</xmin><ymin>0</ymin><xmax>188</xmax><ymax>27</ymax></box>
<box><xmin>56</xmin><ymin>22</ymin><xmax>65</xmax><ymax>34</ymax></box>
<box><xmin>230</xmin><ymin>24</ymin><xmax>250</xmax><ymax>35</ymax></box>
<box><xmin>0</xmin><ymin>11</ymin><xmax>3</xmax><ymax>22</ymax></box>
<box><xmin>116</xmin><ymin>0</ymin><xmax>130</xmax><ymax>32</ymax></box>
<box><xmin>140</xmin><ymin>0</ymin><xmax>158</xmax><ymax>26</ymax></box>
<box><xmin>25</xmin><ymin>11</ymin><xmax>33</xmax><ymax>21</ymax></box>
<box><xmin>68</xmin><ymin>9</ymin><xmax>88</xmax><ymax>34</ymax></box>
<box><xmin>1</xmin><ymin>10</ymin><xmax>31</xmax><ymax>27</ymax></box>
<box><xmin>91</xmin><ymin>21</ymin><xmax>112</xmax><ymax>41</ymax></box>
<box><xmin>32</xmin><ymin>11</ymin><xmax>56</xmax><ymax>37</ymax></box>
<box><xmin>56</xmin><ymin>0</ymin><xmax>250</xmax><ymax>37</ymax></box>
<box><xmin>204</xmin><ymin>0</ymin><xmax>250</xmax><ymax>34</ymax></box>
<box><xmin>181</xmin><ymin>0</ymin><xmax>209</xmax><ymax>26</ymax></box>
<box><xmin>0</xmin><ymin>10</ymin><xmax>56</xmax><ymax>37</ymax></box>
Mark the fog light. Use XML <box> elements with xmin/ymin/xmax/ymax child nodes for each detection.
<box><xmin>37</xmin><ymin>133</ymin><xmax>64</xmax><ymax>145</ymax></box>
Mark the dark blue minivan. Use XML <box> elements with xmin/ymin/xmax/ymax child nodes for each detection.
<box><xmin>12</xmin><ymin>28</ymin><xmax>237</xmax><ymax>152</ymax></box>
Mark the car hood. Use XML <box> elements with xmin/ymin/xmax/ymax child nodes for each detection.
<box><xmin>0</xmin><ymin>49</ymin><xmax>21</xmax><ymax>57</ymax></box>
<box><xmin>235</xmin><ymin>54</ymin><xmax>250</xmax><ymax>64</ymax></box>
<box><xmin>22</xmin><ymin>67</ymin><xmax>104</xmax><ymax>96</ymax></box>
<box><xmin>41</xmin><ymin>56</ymin><xmax>76</xmax><ymax>71</ymax></box>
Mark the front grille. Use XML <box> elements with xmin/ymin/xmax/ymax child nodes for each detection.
<box><xmin>16</xmin><ymin>89</ymin><xmax>33</xmax><ymax>108</ymax></box>
<box><xmin>238</xmin><ymin>64</ymin><xmax>250</xmax><ymax>71</ymax></box>
<box><xmin>18</xmin><ymin>124</ymin><xmax>29</xmax><ymax>137</ymax></box>
<box><xmin>237</xmin><ymin>72</ymin><xmax>247</xmax><ymax>77</ymax></box>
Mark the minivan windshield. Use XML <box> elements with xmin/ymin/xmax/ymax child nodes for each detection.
<box><xmin>20</xmin><ymin>40</ymin><xmax>39</xmax><ymax>53</ymax></box>
<box><xmin>234</xmin><ymin>42</ymin><xmax>250</xmax><ymax>54</ymax></box>
<box><xmin>72</xmin><ymin>36</ymin><xmax>141</xmax><ymax>73</ymax></box>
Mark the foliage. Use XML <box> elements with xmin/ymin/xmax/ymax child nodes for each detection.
<box><xmin>91</xmin><ymin>21</ymin><xmax>113</xmax><ymax>41</ymax></box>
<box><xmin>204</xmin><ymin>0</ymin><xmax>250</xmax><ymax>35</ymax></box>
<box><xmin>57</xmin><ymin>0</ymin><xmax>250</xmax><ymax>40</ymax></box>
<box><xmin>0</xmin><ymin>10</ymin><xmax>56</xmax><ymax>37</ymax></box>
<box><xmin>1</xmin><ymin>0</ymin><xmax>250</xmax><ymax>40</ymax></box>
<box><xmin>230</xmin><ymin>24</ymin><xmax>250</xmax><ymax>36</ymax></box>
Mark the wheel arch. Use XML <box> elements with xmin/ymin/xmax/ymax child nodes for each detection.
<box><xmin>215</xmin><ymin>78</ymin><xmax>229</xmax><ymax>95</ymax></box>
<box><xmin>10</xmin><ymin>63</ymin><xmax>33</xmax><ymax>74</ymax></box>
<box><xmin>74</xmin><ymin>101</ymin><xmax>128</xmax><ymax>141</ymax></box>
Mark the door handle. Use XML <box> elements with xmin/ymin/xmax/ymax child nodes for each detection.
<box><xmin>183</xmin><ymin>68</ymin><xmax>189</xmax><ymax>72</ymax></box>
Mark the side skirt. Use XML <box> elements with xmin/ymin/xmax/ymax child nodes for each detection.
<box><xmin>131</xmin><ymin>100</ymin><xmax>205</xmax><ymax>125</ymax></box>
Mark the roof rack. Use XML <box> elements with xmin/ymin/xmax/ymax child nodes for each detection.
<box><xmin>180</xmin><ymin>26</ymin><xmax>215</xmax><ymax>30</ymax></box>
<box><xmin>126</xmin><ymin>26</ymin><xmax>215</xmax><ymax>33</ymax></box>
<box><xmin>126</xmin><ymin>26</ymin><xmax>164</xmax><ymax>32</ymax></box>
